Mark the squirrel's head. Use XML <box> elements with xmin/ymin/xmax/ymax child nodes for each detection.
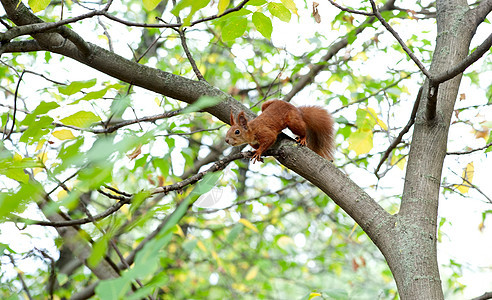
<box><xmin>225</xmin><ymin>111</ymin><xmax>250</xmax><ymax>146</ymax></box>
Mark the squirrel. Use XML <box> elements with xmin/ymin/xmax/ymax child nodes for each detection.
<box><xmin>225</xmin><ymin>99</ymin><xmax>334</xmax><ymax>163</ymax></box>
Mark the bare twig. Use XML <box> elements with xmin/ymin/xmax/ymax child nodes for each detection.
<box><xmin>332</xmin><ymin>72</ymin><xmax>413</xmax><ymax>114</ymax></box>
<box><xmin>375</xmin><ymin>87</ymin><xmax>422</xmax><ymax>178</ymax></box>
<box><xmin>4</xmin><ymin>70</ymin><xmax>24</xmax><ymax>140</ymax></box>
<box><xmin>152</xmin><ymin>152</ymin><xmax>249</xmax><ymax>195</ymax></box>
<box><xmin>449</xmin><ymin>167</ymin><xmax>492</xmax><ymax>204</ymax></box>
<box><xmin>447</xmin><ymin>141</ymin><xmax>492</xmax><ymax>155</ymax></box>
<box><xmin>368</xmin><ymin>0</ymin><xmax>431</xmax><ymax>79</ymax></box>
<box><xmin>327</xmin><ymin>0</ymin><xmax>373</xmax><ymax>16</ymax></box>
<box><xmin>7</xmin><ymin>254</ymin><xmax>33</xmax><ymax>300</ymax></box>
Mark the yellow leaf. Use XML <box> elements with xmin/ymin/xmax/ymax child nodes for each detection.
<box><xmin>173</xmin><ymin>224</ymin><xmax>185</xmax><ymax>238</ymax></box>
<box><xmin>142</xmin><ymin>0</ymin><xmax>161</xmax><ymax>11</ymax></box>
<box><xmin>281</xmin><ymin>0</ymin><xmax>298</xmax><ymax>16</ymax></box>
<box><xmin>353</xmin><ymin>52</ymin><xmax>368</xmax><ymax>61</ymax></box>
<box><xmin>218</xmin><ymin>0</ymin><xmax>230</xmax><ymax>15</ymax></box>
<box><xmin>196</xmin><ymin>240</ymin><xmax>207</xmax><ymax>252</ymax></box>
<box><xmin>390</xmin><ymin>155</ymin><xmax>406</xmax><ymax>170</ymax></box>
<box><xmin>37</xmin><ymin>152</ymin><xmax>48</xmax><ymax>164</ymax></box>
<box><xmin>120</xmin><ymin>205</ymin><xmax>131</xmax><ymax>220</ymax></box>
<box><xmin>53</xmin><ymin>129</ymin><xmax>76</xmax><ymax>140</ymax></box>
<box><xmin>364</xmin><ymin>107</ymin><xmax>388</xmax><ymax>130</ymax></box>
<box><xmin>348</xmin><ymin>129</ymin><xmax>373</xmax><ymax>155</ymax></box>
<box><xmin>35</xmin><ymin>139</ymin><xmax>46</xmax><ymax>152</ymax></box>
<box><xmin>29</xmin><ymin>0</ymin><xmax>51</xmax><ymax>13</ymax></box>
<box><xmin>231</xmin><ymin>283</ymin><xmax>248</xmax><ymax>292</ymax></box>
<box><xmin>57</xmin><ymin>189</ymin><xmax>68</xmax><ymax>201</ymax></box>
<box><xmin>245</xmin><ymin>265</ymin><xmax>259</xmax><ymax>281</ymax></box>
<box><xmin>238</xmin><ymin>218</ymin><xmax>259</xmax><ymax>233</ymax></box>
<box><xmin>455</xmin><ymin>162</ymin><xmax>474</xmax><ymax>194</ymax></box>
<box><xmin>309</xmin><ymin>292</ymin><xmax>322</xmax><ymax>300</ymax></box>
<box><xmin>13</xmin><ymin>153</ymin><xmax>23</xmax><ymax>161</ymax></box>
<box><xmin>276</xmin><ymin>235</ymin><xmax>294</xmax><ymax>250</ymax></box>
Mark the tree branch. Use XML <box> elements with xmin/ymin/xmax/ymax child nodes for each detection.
<box><xmin>1</xmin><ymin>0</ymin><xmax>393</xmax><ymax>262</ymax></box>
<box><xmin>431</xmin><ymin>32</ymin><xmax>492</xmax><ymax>84</ymax></box>
<box><xmin>283</xmin><ymin>0</ymin><xmax>396</xmax><ymax>102</ymax></box>
<box><xmin>327</xmin><ymin>0</ymin><xmax>373</xmax><ymax>16</ymax></box>
<box><xmin>368</xmin><ymin>0</ymin><xmax>431</xmax><ymax>79</ymax></box>
<box><xmin>447</xmin><ymin>141</ymin><xmax>492</xmax><ymax>155</ymax></box>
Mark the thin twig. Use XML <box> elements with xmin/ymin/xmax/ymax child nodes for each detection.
<box><xmin>332</xmin><ymin>72</ymin><xmax>414</xmax><ymax>114</ymax></box>
<box><xmin>168</xmin><ymin>0</ymin><xmax>205</xmax><ymax>81</ymax></box>
<box><xmin>5</xmin><ymin>70</ymin><xmax>24</xmax><ymax>140</ymax></box>
<box><xmin>7</xmin><ymin>254</ymin><xmax>33</xmax><ymax>300</ymax></box>
<box><xmin>375</xmin><ymin>87</ymin><xmax>422</xmax><ymax>178</ymax></box>
<box><xmin>447</xmin><ymin>141</ymin><xmax>492</xmax><ymax>155</ymax></box>
<box><xmin>449</xmin><ymin>167</ymin><xmax>492</xmax><ymax>204</ymax></box>
<box><xmin>368</xmin><ymin>0</ymin><xmax>431</xmax><ymax>79</ymax></box>
<box><xmin>327</xmin><ymin>0</ymin><xmax>374</xmax><ymax>16</ymax></box>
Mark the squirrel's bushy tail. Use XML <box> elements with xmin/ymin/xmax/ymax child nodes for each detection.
<box><xmin>299</xmin><ymin>106</ymin><xmax>335</xmax><ymax>160</ymax></box>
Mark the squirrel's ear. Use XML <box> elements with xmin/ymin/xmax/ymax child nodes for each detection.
<box><xmin>230</xmin><ymin>111</ymin><xmax>235</xmax><ymax>125</ymax></box>
<box><xmin>237</xmin><ymin>111</ymin><xmax>248</xmax><ymax>128</ymax></box>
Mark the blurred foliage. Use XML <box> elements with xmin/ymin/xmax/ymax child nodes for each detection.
<box><xmin>0</xmin><ymin>0</ymin><xmax>491</xmax><ymax>299</ymax></box>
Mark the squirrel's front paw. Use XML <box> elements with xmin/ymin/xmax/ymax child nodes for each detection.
<box><xmin>249</xmin><ymin>151</ymin><xmax>264</xmax><ymax>163</ymax></box>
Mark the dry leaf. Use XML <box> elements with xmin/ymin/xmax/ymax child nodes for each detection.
<box><xmin>459</xmin><ymin>93</ymin><xmax>466</xmax><ymax>101</ymax></box>
<box><xmin>127</xmin><ymin>144</ymin><xmax>142</xmax><ymax>160</ymax></box>
<box><xmin>312</xmin><ymin>2</ymin><xmax>321</xmax><ymax>23</ymax></box>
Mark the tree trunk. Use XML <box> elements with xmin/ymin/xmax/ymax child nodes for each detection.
<box><xmin>383</xmin><ymin>0</ymin><xmax>479</xmax><ymax>298</ymax></box>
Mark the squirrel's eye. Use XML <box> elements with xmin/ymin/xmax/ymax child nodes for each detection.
<box><xmin>234</xmin><ymin>130</ymin><xmax>240</xmax><ymax>135</ymax></box>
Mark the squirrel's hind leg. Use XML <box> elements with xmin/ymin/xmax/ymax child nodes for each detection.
<box><xmin>286</xmin><ymin>111</ymin><xmax>308</xmax><ymax>146</ymax></box>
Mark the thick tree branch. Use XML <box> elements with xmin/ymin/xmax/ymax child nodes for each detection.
<box><xmin>1</xmin><ymin>0</ymin><xmax>393</xmax><ymax>267</ymax></box>
<box><xmin>431</xmin><ymin>32</ymin><xmax>492</xmax><ymax>84</ymax></box>
<box><xmin>0</xmin><ymin>40</ymin><xmax>43</xmax><ymax>55</ymax></box>
<box><xmin>471</xmin><ymin>0</ymin><xmax>492</xmax><ymax>28</ymax></box>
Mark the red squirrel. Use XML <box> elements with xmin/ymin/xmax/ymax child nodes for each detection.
<box><xmin>225</xmin><ymin>99</ymin><xmax>334</xmax><ymax>163</ymax></box>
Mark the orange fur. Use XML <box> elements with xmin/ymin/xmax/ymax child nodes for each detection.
<box><xmin>225</xmin><ymin>100</ymin><xmax>334</xmax><ymax>163</ymax></box>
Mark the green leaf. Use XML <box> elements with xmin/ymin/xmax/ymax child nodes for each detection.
<box><xmin>246</xmin><ymin>0</ymin><xmax>267</xmax><ymax>5</ymax></box>
<box><xmin>33</xmin><ymin>101</ymin><xmax>60</xmax><ymax>115</ymax></box>
<box><xmin>142</xmin><ymin>0</ymin><xmax>161</xmax><ymax>11</ymax></box>
<box><xmin>88</xmin><ymin>234</ymin><xmax>111</xmax><ymax>267</ymax></box>
<box><xmin>110</xmin><ymin>94</ymin><xmax>132</xmax><ymax>119</ymax></box>
<box><xmin>76</xmin><ymin>88</ymin><xmax>109</xmax><ymax>102</ymax></box>
<box><xmin>218</xmin><ymin>0</ymin><xmax>230</xmax><ymax>15</ymax></box>
<box><xmin>181</xmin><ymin>96</ymin><xmax>223</xmax><ymax>114</ymax></box>
<box><xmin>58</xmin><ymin>79</ymin><xmax>97</xmax><ymax>96</ymax></box>
<box><xmin>19</xmin><ymin>116</ymin><xmax>54</xmax><ymax>144</ymax></box>
<box><xmin>59</xmin><ymin>111</ymin><xmax>101</xmax><ymax>128</ymax></box>
<box><xmin>171</xmin><ymin>0</ymin><xmax>210</xmax><ymax>26</ymax></box>
<box><xmin>252</xmin><ymin>12</ymin><xmax>273</xmax><ymax>39</ymax></box>
<box><xmin>29</xmin><ymin>0</ymin><xmax>51</xmax><ymax>13</ymax></box>
<box><xmin>190</xmin><ymin>171</ymin><xmax>222</xmax><ymax>197</ymax></box>
<box><xmin>222</xmin><ymin>16</ymin><xmax>248</xmax><ymax>40</ymax></box>
<box><xmin>0</xmin><ymin>182</ymin><xmax>43</xmax><ymax>219</ymax></box>
<box><xmin>268</xmin><ymin>2</ymin><xmax>291</xmax><ymax>22</ymax></box>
